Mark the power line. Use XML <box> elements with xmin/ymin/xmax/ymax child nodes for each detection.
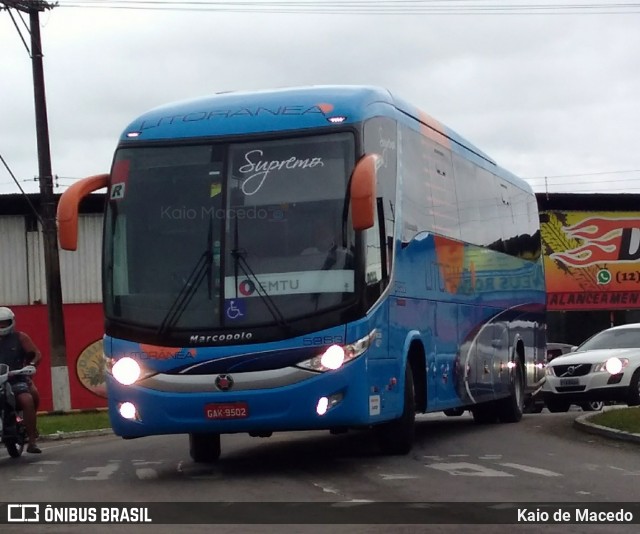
<box><xmin>3</xmin><ymin>5</ymin><xmax>31</xmax><ymax>54</ymax></box>
<box><xmin>525</xmin><ymin>169</ymin><xmax>640</xmax><ymax>181</ymax></box>
<box><xmin>0</xmin><ymin>152</ymin><xmax>43</xmax><ymax>223</ymax></box>
<box><xmin>53</xmin><ymin>0</ymin><xmax>640</xmax><ymax>15</ymax></box>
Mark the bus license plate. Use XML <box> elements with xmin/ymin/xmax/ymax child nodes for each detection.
<box><xmin>205</xmin><ymin>402</ymin><xmax>249</xmax><ymax>420</ymax></box>
<box><xmin>560</xmin><ymin>378</ymin><xmax>579</xmax><ymax>386</ymax></box>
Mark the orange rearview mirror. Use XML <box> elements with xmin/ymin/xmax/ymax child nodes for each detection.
<box><xmin>350</xmin><ymin>154</ymin><xmax>379</xmax><ymax>231</ymax></box>
<box><xmin>57</xmin><ymin>174</ymin><xmax>109</xmax><ymax>251</ymax></box>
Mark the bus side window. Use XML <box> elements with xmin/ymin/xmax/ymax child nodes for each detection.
<box><xmin>364</xmin><ymin>212</ymin><xmax>383</xmax><ymax>286</ymax></box>
<box><xmin>363</xmin><ymin>116</ymin><xmax>397</xmax><ymax>270</ymax></box>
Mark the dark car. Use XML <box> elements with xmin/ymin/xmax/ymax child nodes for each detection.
<box><xmin>546</xmin><ymin>342</ymin><xmax>574</xmax><ymax>363</ymax></box>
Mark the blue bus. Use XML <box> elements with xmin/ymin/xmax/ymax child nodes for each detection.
<box><xmin>58</xmin><ymin>86</ymin><xmax>546</xmax><ymax>462</ymax></box>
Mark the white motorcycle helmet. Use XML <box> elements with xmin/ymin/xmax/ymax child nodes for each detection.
<box><xmin>0</xmin><ymin>307</ymin><xmax>15</xmax><ymax>336</ymax></box>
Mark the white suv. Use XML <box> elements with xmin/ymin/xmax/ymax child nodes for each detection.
<box><xmin>543</xmin><ymin>324</ymin><xmax>640</xmax><ymax>413</ymax></box>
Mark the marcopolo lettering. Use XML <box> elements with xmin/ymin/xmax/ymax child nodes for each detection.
<box><xmin>189</xmin><ymin>332</ymin><xmax>253</xmax><ymax>344</ymax></box>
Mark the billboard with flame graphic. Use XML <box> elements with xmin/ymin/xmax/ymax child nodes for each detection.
<box><xmin>541</xmin><ymin>211</ymin><xmax>640</xmax><ymax>310</ymax></box>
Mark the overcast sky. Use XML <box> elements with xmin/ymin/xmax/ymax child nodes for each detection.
<box><xmin>1</xmin><ymin>1</ymin><xmax>639</xmax><ymax>196</ymax></box>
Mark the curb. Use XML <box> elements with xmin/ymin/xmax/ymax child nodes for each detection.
<box><xmin>574</xmin><ymin>413</ymin><xmax>640</xmax><ymax>445</ymax></box>
<box><xmin>39</xmin><ymin>428</ymin><xmax>114</xmax><ymax>441</ymax></box>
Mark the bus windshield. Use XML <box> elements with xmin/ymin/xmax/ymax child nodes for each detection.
<box><xmin>104</xmin><ymin>132</ymin><xmax>356</xmax><ymax>332</ymax></box>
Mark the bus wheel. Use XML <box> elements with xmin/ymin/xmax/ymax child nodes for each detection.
<box><xmin>497</xmin><ymin>361</ymin><xmax>524</xmax><ymax>423</ymax></box>
<box><xmin>376</xmin><ymin>365</ymin><xmax>416</xmax><ymax>455</ymax></box>
<box><xmin>444</xmin><ymin>407</ymin><xmax>465</xmax><ymax>417</ymax></box>
<box><xmin>189</xmin><ymin>432</ymin><xmax>221</xmax><ymax>463</ymax></box>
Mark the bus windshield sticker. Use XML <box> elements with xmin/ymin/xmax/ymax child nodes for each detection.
<box><xmin>110</xmin><ymin>182</ymin><xmax>126</xmax><ymax>200</ymax></box>
<box><xmin>210</xmin><ymin>182</ymin><xmax>222</xmax><ymax>197</ymax></box>
<box><xmin>224</xmin><ymin>270</ymin><xmax>354</xmax><ymax>298</ymax></box>
<box><xmin>224</xmin><ymin>299</ymin><xmax>246</xmax><ymax>321</ymax></box>
<box><xmin>238</xmin><ymin>149</ymin><xmax>325</xmax><ymax>196</ymax></box>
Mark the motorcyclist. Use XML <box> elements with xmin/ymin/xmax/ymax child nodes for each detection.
<box><xmin>0</xmin><ymin>307</ymin><xmax>41</xmax><ymax>453</ymax></box>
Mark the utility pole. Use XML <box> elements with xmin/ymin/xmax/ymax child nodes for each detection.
<box><xmin>1</xmin><ymin>0</ymin><xmax>70</xmax><ymax>411</ymax></box>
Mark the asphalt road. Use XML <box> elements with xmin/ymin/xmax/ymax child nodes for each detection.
<box><xmin>0</xmin><ymin>410</ymin><xmax>638</xmax><ymax>533</ymax></box>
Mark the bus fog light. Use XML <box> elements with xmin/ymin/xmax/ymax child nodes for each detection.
<box><xmin>316</xmin><ymin>392</ymin><xmax>344</xmax><ymax>416</ymax></box>
<box><xmin>317</xmin><ymin>397</ymin><xmax>329</xmax><ymax>416</ymax></box>
<box><xmin>119</xmin><ymin>402</ymin><xmax>138</xmax><ymax>420</ymax></box>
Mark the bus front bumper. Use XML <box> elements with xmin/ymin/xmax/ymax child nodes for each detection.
<box><xmin>107</xmin><ymin>359</ymin><xmax>376</xmax><ymax>438</ymax></box>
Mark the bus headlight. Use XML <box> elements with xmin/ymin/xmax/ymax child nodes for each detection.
<box><xmin>297</xmin><ymin>330</ymin><xmax>376</xmax><ymax>372</ymax></box>
<box><xmin>111</xmin><ymin>357</ymin><xmax>142</xmax><ymax>385</ymax></box>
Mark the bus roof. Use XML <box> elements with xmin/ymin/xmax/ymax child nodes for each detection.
<box><xmin>119</xmin><ymin>85</ymin><xmax>530</xmax><ymax>191</ymax></box>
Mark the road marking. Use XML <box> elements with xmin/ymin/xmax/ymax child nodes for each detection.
<box><xmin>10</xmin><ymin>459</ymin><xmax>62</xmax><ymax>481</ymax></box>
<box><xmin>132</xmin><ymin>460</ymin><xmax>163</xmax><ymax>466</ymax></box>
<box><xmin>423</xmin><ymin>455</ymin><xmax>443</xmax><ymax>461</ymax></box>
<box><xmin>379</xmin><ymin>474</ymin><xmax>419</xmax><ymax>480</ymax></box>
<box><xmin>313</xmin><ymin>482</ymin><xmax>341</xmax><ymax>495</ymax></box>
<box><xmin>498</xmin><ymin>463</ymin><xmax>562</xmax><ymax>477</ymax></box>
<box><xmin>71</xmin><ymin>461</ymin><xmax>121</xmax><ymax>481</ymax></box>
<box><xmin>607</xmin><ymin>465</ymin><xmax>640</xmax><ymax>476</ymax></box>
<box><xmin>479</xmin><ymin>455</ymin><xmax>502</xmax><ymax>460</ymax></box>
<box><xmin>427</xmin><ymin>462</ymin><xmax>514</xmax><ymax>477</ymax></box>
<box><xmin>176</xmin><ymin>461</ymin><xmax>221</xmax><ymax>479</ymax></box>
<box><xmin>136</xmin><ymin>468</ymin><xmax>159</xmax><ymax>480</ymax></box>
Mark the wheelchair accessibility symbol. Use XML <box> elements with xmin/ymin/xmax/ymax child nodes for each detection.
<box><xmin>225</xmin><ymin>299</ymin><xmax>246</xmax><ymax>320</ymax></box>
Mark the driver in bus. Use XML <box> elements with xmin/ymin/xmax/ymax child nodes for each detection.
<box><xmin>301</xmin><ymin>224</ymin><xmax>337</xmax><ymax>256</ymax></box>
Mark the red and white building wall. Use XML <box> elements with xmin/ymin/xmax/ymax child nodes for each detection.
<box><xmin>1</xmin><ymin>198</ymin><xmax>106</xmax><ymax>412</ymax></box>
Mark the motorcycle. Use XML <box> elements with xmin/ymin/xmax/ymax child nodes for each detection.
<box><xmin>0</xmin><ymin>363</ymin><xmax>36</xmax><ymax>458</ymax></box>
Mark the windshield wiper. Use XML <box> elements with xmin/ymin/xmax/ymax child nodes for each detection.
<box><xmin>157</xmin><ymin>218</ymin><xmax>215</xmax><ymax>336</ymax></box>
<box><xmin>230</xmin><ymin>247</ymin><xmax>290</xmax><ymax>333</ymax></box>
<box><xmin>228</xmin><ymin>198</ymin><xmax>289</xmax><ymax>332</ymax></box>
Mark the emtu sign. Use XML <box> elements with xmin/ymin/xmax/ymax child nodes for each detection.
<box><xmin>541</xmin><ymin>211</ymin><xmax>640</xmax><ymax>310</ymax></box>
<box><xmin>224</xmin><ymin>270</ymin><xmax>355</xmax><ymax>298</ymax></box>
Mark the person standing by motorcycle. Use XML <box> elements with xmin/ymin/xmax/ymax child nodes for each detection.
<box><xmin>0</xmin><ymin>307</ymin><xmax>42</xmax><ymax>453</ymax></box>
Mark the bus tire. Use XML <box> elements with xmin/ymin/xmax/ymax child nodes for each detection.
<box><xmin>189</xmin><ymin>432</ymin><xmax>221</xmax><ymax>463</ymax></box>
<box><xmin>444</xmin><ymin>407</ymin><xmax>465</xmax><ymax>417</ymax></box>
<box><xmin>376</xmin><ymin>365</ymin><xmax>415</xmax><ymax>455</ymax></box>
<box><xmin>497</xmin><ymin>361</ymin><xmax>524</xmax><ymax>423</ymax></box>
